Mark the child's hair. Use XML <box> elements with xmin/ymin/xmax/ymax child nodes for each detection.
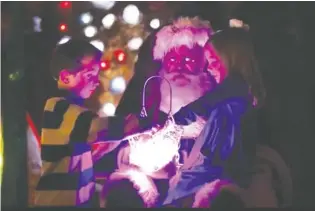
<box><xmin>50</xmin><ymin>39</ymin><xmax>103</xmax><ymax>80</ymax></box>
<box><xmin>210</xmin><ymin>28</ymin><xmax>266</xmax><ymax>106</ymax></box>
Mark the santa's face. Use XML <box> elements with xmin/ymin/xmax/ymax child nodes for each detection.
<box><xmin>159</xmin><ymin>45</ymin><xmax>211</xmax><ymax>114</ymax></box>
<box><xmin>161</xmin><ymin>45</ymin><xmax>206</xmax><ymax>87</ymax></box>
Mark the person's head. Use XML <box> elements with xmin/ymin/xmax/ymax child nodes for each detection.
<box><xmin>205</xmin><ymin>27</ymin><xmax>266</xmax><ymax>106</ymax></box>
<box><xmin>153</xmin><ymin>17</ymin><xmax>215</xmax><ymax>113</ymax></box>
<box><xmin>50</xmin><ymin>39</ymin><xmax>103</xmax><ymax>99</ymax></box>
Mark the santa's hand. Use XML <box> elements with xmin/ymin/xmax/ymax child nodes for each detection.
<box><xmin>181</xmin><ymin>116</ymin><xmax>206</xmax><ymax>139</ymax></box>
<box><xmin>169</xmin><ymin>170</ymin><xmax>182</xmax><ymax>190</ymax></box>
<box><xmin>127</xmin><ymin>169</ymin><xmax>159</xmax><ymax>207</ymax></box>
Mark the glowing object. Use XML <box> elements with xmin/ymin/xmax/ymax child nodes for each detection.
<box><xmin>114</xmin><ymin>49</ymin><xmax>127</xmax><ymax>63</ymax></box>
<box><xmin>150</xmin><ymin>18</ymin><xmax>160</xmax><ymax>29</ymax></box>
<box><xmin>122</xmin><ymin>4</ymin><xmax>141</xmax><ymax>25</ymax></box>
<box><xmin>80</xmin><ymin>13</ymin><xmax>93</xmax><ymax>25</ymax></box>
<box><xmin>84</xmin><ymin>25</ymin><xmax>97</xmax><ymax>38</ymax></box>
<box><xmin>33</xmin><ymin>16</ymin><xmax>42</xmax><ymax>32</ymax></box>
<box><xmin>90</xmin><ymin>40</ymin><xmax>104</xmax><ymax>52</ymax></box>
<box><xmin>101</xmin><ymin>13</ymin><xmax>116</xmax><ymax>29</ymax></box>
<box><xmin>59</xmin><ymin>23</ymin><xmax>68</xmax><ymax>32</ymax></box>
<box><xmin>127</xmin><ymin>37</ymin><xmax>143</xmax><ymax>51</ymax></box>
<box><xmin>100</xmin><ymin>60</ymin><xmax>110</xmax><ymax>70</ymax></box>
<box><xmin>91</xmin><ymin>1</ymin><xmax>116</xmax><ymax>10</ymax></box>
<box><xmin>128</xmin><ymin>118</ymin><xmax>183</xmax><ymax>173</ymax></box>
<box><xmin>100</xmin><ymin>103</ymin><xmax>116</xmax><ymax>116</ymax></box>
<box><xmin>59</xmin><ymin>1</ymin><xmax>72</xmax><ymax>9</ymax></box>
<box><xmin>58</xmin><ymin>36</ymin><xmax>71</xmax><ymax>45</ymax></box>
<box><xmin>110</xmin><ymin>76</ymin><xmax>126</xmax><ymax>94</ymax></box>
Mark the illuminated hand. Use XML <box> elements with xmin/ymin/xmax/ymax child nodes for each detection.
<box><xmin>181</xmin><ymin>116</ymin><xmax>206</xmax><ymax>139</ymax></box>
<box><xmin>169</xmin><ymin>170</ymin><xmax>182</xmax><ymax>190</ymax></box>
<box><xmin>127</xmin><ymin>169</ymin><xmax>159</xmax><ymax>207</ymax></box>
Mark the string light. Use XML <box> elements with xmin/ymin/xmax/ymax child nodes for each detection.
<box><xmin>100</xmin><ymin>103</ymin><xmax>116</xmax><ymax>117</ymax></box>
<box><xmin>100</xmin><ymin>60</ymin><xmax>110</xmax><ymax>70</ymax></box>
<box><xmin>59</xmin><ymin>1</ymin><xmax>72</xmax><ymax>9</ymax></box>
<box><xmin>83</xmin><ymin>25</ymin><xmax>97</xmax><ymax>38</ymax></box>
<box><xmin>90</xmin><ymin>40</ymin><xmax>105</xmax><ymax>52</ymax></box>
<box><xmin>114</xmin><ymin>49</ymin><xmax>127</xmax><ymax>63</ymax></box>
<box><xmin>122</xmin><ymin>4</ymin><xmax>141</xmax><ymax>25</ymax></box>
<box><xmin>91</xmin><ymin>1</ymin><xmax>116</xmax><ymax>10</ymax></box>
<box><xmin>110</xmin><ymin>76</ymin><xmax>126</xmax><ymax>94</ymax></box>
<box><xmin>80</xmin><ymin>12</ymin><xmax>93</xmax><ymax>25</ymax></box>
<box><xmin>127</xmin><ymin>37</ymin><xmax>143</xmax><ymax>51</ymax></box>
<box><xmin>59</xmin><ymin>23</ymin><xmax>68</xmax><ymax>32</ymax></box>
<box><xmin>33</xmin><ymin>16</ymin><xmax>42</xmax><ymax>32</ymax></box>
<box><xmin>102</xmin><ymin>13</ymin><xmax>116</xmax><ymax>29</ymax></box>
<box><xmin>58</xmin><ymin>36</ymin><xmax>71</xmax><ymax>45</ymax></box>
<box><xmin>150</xmin><ymin>18</ymin><xmax>160</xmax><ymax>29</ymax></box>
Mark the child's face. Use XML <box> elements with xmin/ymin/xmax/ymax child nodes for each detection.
<box><xmin>203</xmin><ymin>43</ymin><xmax>227</xmax><ymax>84</ymax></box>
<box><xmin>60</xmin><ymin>55</ymin><xmax>101</xmax><ymax>99</ymax></box>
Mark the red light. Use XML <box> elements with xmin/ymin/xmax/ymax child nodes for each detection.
<box><xmin>100</xmin><ymin>60</ymin><xmax>110</xmax><ymax>71</ymax></box>
<box><xmin>114</xmin><ymin>49</ymin><xmax>127</xmax><ymax>64</ymax></box>
<box><xmin>59</xmin><ymin>1</ymin><xmax>71</xmax><ymax>9</ymax></box>
<box><xmin>59</xmin><ymin>23</ymin><xmax>68</xmax><ymax>32</ymax></box>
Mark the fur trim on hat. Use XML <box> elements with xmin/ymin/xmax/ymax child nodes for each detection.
<box><xmin>153</xmin><ymin>17</ymin><xmax>212</xmax><ymax>61</ymax></box>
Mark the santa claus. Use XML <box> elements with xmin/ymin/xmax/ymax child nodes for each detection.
<box><xmin>101</xmin><ymin>17</ymin><xmax>288</xmax><ymax>208</ymax></box>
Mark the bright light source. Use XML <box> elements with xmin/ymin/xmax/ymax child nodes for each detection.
<box><xmin>110</xmin><ymin>76</ymin><xmax>126</xmax><ymax>94</ymax></box>
<box><xmin>58</xmin><ymin>36</ymin><xmax>71</xmax><ymax>45</ymax></box>
<box><xmin>122</xmin><ymin>4</ymin><xmax>141</xmax><ymax>25</ymax></box>
<box><xmin>90</xmin><ymin>40</ymin><xmax>105</xmax><ymax>52</ymax></box>
<box><xmin>101</xmin><ymin>13</ymin><xmax>116</xmax><ymax>29</ymax></box>
<box><xmin>59</xmin><ymin>23</ymin><xmax>68</xmax><ymax>32</ymax></box>
<box><xmin>90</xmin><ymin>40</ymin><xmax>104</xmax><ymax>52</ymax></box>
<box><xmin>59</xmin><ymin>1</ymin><xmax>72</xmax><ymax>9</ymax></box>
<box><xmin>91</xmin><ymin>1</ymin><xmax>116</xmax><ymax>10</ymax></box>
<box><xmin>33</xmin><ymin>16</ymin><xmax>42</xmax><ymax>32</ymax></box>
<box><xmin>127</xmin><ymin>37</ymin><xmax>143</xmax><ymax>51</ymax></box>
<box><xmin>80</xmin><ymin>12</ymin><xmax>93</xmax><ymax>25</ymax></box>
<box><xmin>150</xmin><ymin>18</ymin><xmax>160</xmax><ymax>29</ymax></box>
<box><xmin>84</xmin><ymin>25</ymin><xmax>97</xmax><ymax>38</ymax></box>
<box><xmin>100</xmin><ymin>103</ymin><xmax>116</xmax><ymax>117</ymax></box>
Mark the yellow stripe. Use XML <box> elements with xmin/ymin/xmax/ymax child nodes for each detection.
<box><xmin>35</xmin><ymin>190</ymin><xmax>76</xmax><ymax>206</ymax></box>
<box><xmin>44</xmin><ymin>97</ymin><xmax>64</xmax><ymax>112</ymax></box>
<box><xmin>42</xmin><ymin>101</ymin><xmax>87</xmax><ymax>145</ymax></box>
<box><xmin>42</xmin><ymin>157</ymin><xmax>71</xmax><ymax>175</ymax></box>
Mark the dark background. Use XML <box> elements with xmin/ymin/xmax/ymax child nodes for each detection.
<box><xmin>2</xmin><ymin>1</ymin><xmax>315</xmax><ymax>207</ymax></box>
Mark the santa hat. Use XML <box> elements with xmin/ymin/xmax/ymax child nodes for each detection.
<box><xmin>153</xmin><ymin>17</ymin><xmax>213</xmax><ymax>61</ymax></box>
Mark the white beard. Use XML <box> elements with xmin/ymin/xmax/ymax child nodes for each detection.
<box><xmin>159</xmin><ymin>71</ymin><xmax>207</xmax><ymax>114</ymax></box>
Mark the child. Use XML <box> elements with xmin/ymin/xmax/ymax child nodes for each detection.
<box><xmin>34</xmin><ymin>39</ymin><xmax>131</xmax><ymax>207</ymax></box>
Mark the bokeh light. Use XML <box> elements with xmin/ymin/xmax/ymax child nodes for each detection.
<box><xmin>59</xmin><ymin>23</ymin><xmax>68</xmax><ymax>32</ymax></box>
<box><xmin>122</xmin><ymin>4</ymin><xmax>141</xmax><ymax>25</ymax></box>
<box><xmin>58</xmin><ymin>36</ymin><xmax>71</xmax><ymax>45</ymax></box>
<box><xmin>100</xmin><ymin>103</ymin><xmax>116</xmax><ymax>117</ymax></box>
<box><xmin>84</xmin><ymin>25</ymin><xmax>98</xmax><ymax>38</ymax></box>
<box><xmin>102</xmin><ymin>13</ymin><xmax>116</xmax><ymax>29</ymax></box>
<box><xmin>127</xmin><ymin>37</ymin><xmax>143</xmax><ymax>51</ymax></box>
<box><xmin>90</xmin><ymin>40</ymin><xmax>105</xmax><ymax>52</ymax></box>
<box><xmin>150</xmin><ymin>18</ymin><xmax>160</xmax><ymax>29</ymax></box>
<box><xmin>80</xmin><ymin>12</ymin><xmax>93</xmax><ymax>25</ymax></box>
<box><xmin>33</xmin><ymin>16</ymin><xmax>42</xmax><ymax>32</ymax></box>
<box><xmin>110</xmin><ymin>76</ymin><xmax>126</xmax><ymax>94</ymax></box>
<box><xmin>114</xmin><ymin>49</ymin><xmax>127</xmax><ymax>63</ymax></box>
<box><xmin>59</xmin><ymin>1</ymin><xmax>72</xmax><ymax>9</ymax></box>
<box><xmin>91</xmin><ymin>1</ymin><xmax>116</xmax><ymax>10</ymax></box>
